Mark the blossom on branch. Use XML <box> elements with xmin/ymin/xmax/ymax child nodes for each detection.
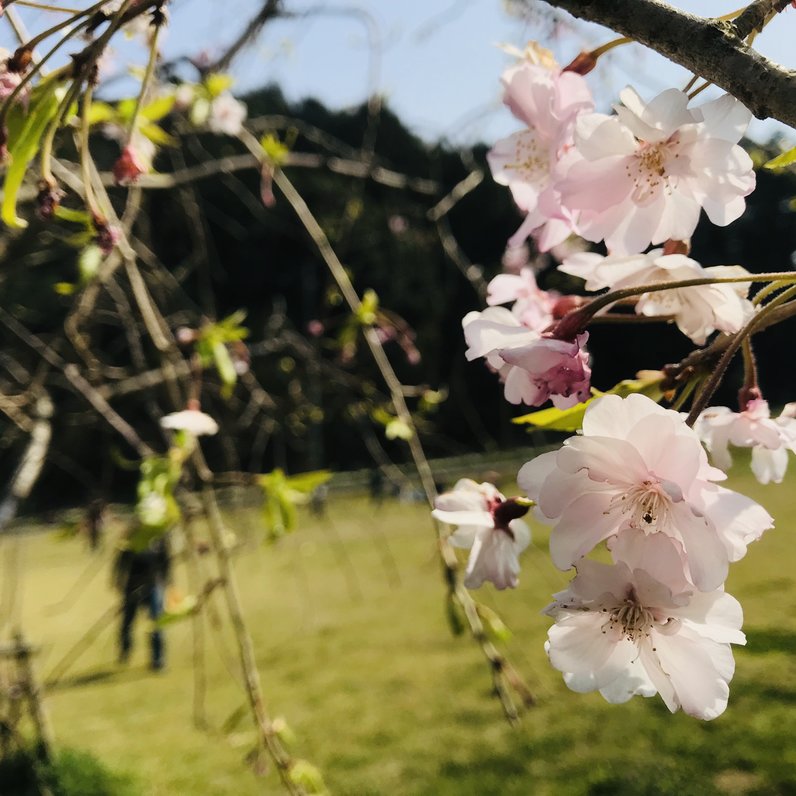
<box><xmin>487</xmin><ymin>55</ymin><xmax>593</xmax><ymax>251</ymax></box>
<box><xmin>560</xmin><ymin>249</ymin><xmax>754</xmax><ymax>344</ymax></box>
<box><xmin>544</xmin><ymin>529</ymin><xmax>745</xmax><ymax>720</ymax></box>
<box><xmin>558</xmin><ymin>88</ymin><xmax>755</xmax><ymax>254</ymax></box>
<box><xmin>696</xmin><ymin>399</ymin><xmax>796</xmax><ymax>484</ymax></box>
<box><xmin>113</xmin><ymin>144</ymin><xmax>148</xmax><ymax>185</ymax></box>
<box><xmin>462</xmin><ymin>307</ymin><xmax>591</xmax><ymax>408</ymax></box>
<box><xmin>486</xmin><ymin>267</ymin><xmax>557</xmax><ymax>331</ymax></box>
<box><xmin>160</xmin><ymin>407</ymin><xmax>219</xmax><ymax>437</ymax></box>
<box><xmin>518</xmin><ymin>394</ymin><xmax>773</xmax><ymax>590</ymax></box>
<box><xmin>208</xmin><ymin>93</ymin><xmax>247</xmax><ymax>136</ymax></box>
<box><xmin>432</xmin><ymin>479</ymin><xmax>531</xmax><ymax>590</ymax></box>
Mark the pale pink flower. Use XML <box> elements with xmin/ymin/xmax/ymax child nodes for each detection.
<box><xmin>558</xmin><ymin>88</ymin><xmax>755</xmax><ymax>254</ymax></box>
<box><xmin>500</xmin><ymin>243</ymin><xmax>530</xmax><ymax>274</ymax></box>
<box><xmin>208</xmin><ymin>93</ymin><xmax>247</xmax><ymax>136</ymax></box>
<box><xmin>545</xmin><ymin>529</ymin><xmax>745</xmax><ymax>720</ymax></box>
<box><xmin>696</xmin><ymin>399</ymin><xmax>796</xmax><ymax>484</ymax></box>
<box><xmin>161</xmin><ymin>408</ymin><xmax>219</xmax><ymax>436</ymax></box>
<box><xmin>560</xmin><ymin>249</ymin><xmax>754</xmax><ymax>344</ymax></box>
<box><xmin>432</xmin><ymin>479</ymin><xmax>531</xmax><ymax>590</ymax></box>
<box><xmin>487</xmin><ymin>60</ymin><xmax>593</xmax><ymax>252</ymax></box>
<box><xmin>486</xmin><ymin>267</ymin><xmax>557</xmax><ymax>331</ymax></box>
<box><xmin>518</xmin><ymin>393</ymin><xmax>773</xmax><ymax>590</ymax></box>
<box><xmin>462</xmin><ymin>307</ymin><xmax>591</xmax><ymax>408</ymax></box>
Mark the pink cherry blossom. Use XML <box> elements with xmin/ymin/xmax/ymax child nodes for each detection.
<box><xmin>696</xmin><ymin>399</ymin><xmax>796</xmax><ymax>484</ymax></box>
<box><xmin>486</xmin><ymin>267</ymin><xmax>558</xmax><ymax>331</ymax></box>
<box><xmin>487</xmin><ymin>60</ymin><xmax>593</xmax><ymax>252</ymax></box>
<box><xmin>462</xmin><ymin>307</ymin><xmax>591</xmax><ymax>408</ymax></box>
<box><xmin>518</xmin><ymin>393</ymin><xmax>773</xmax><ymax>590</ymax></box>
<box><xmin>558</xmin><ymin>88</ymin><xmax>755</xmax><ymax>255</ymax></box>
<box><xmin>432</xmin><ymin>479</ymin><xmax>531</xmax><ymax>590</ymax></box>
<box><xmin>560</xmin><ymin>249</ymin><xmax>754</xmax><ymax>344</ymax></box>
<box><xmin>545</xmin><ymin>529</ymin><xmax>745</xmax><ymax>720</ymax></box>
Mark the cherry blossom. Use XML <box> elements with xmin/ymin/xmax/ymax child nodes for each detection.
<box><xmin>558</xmin><ymin>88</ymin><xmax>755</xmax><ymax>254</ymax></box>
<box><xmin>432</xmin><ymin>479</ymin><xmax>531</xmax><ymax>590</ymax></box>
<box><xmin>487</xmin><ymin>57</ymin><xmax>593</xmax><ymax>251</ymax></box>
<box><xmin>545</xmin><ymin>529</ymin><xmax>745</xmax><ymax>720</ymax></box>
<box><xmin>463</xmin><ymin>307</ymin><xmax>591</xmax><ymax>408</ymax></box>
<box><xmin>560</xmin><ymin>249</ymin><xmax>754</xmax><ymax>344</ymax></box>
<box><xmin>696</xmin><ymin>399</ymin><xmax>796</xmax><ymax>484</ymax></box>
<box><xmin>208</xmin><ymin>93</ymin><xmax>247</xmax><ymax>136</ymax></box>
<box><xmin>518</xmin><ymin>393</ymin><xmax>773</xmax><ymax>590</ymax></box>
<box><xmin>486</xmin><ymin>267</ymin><xmax>557</xmax><ymax>331</ymax></box>
<box><xmin>161</xmin><ymin>408</ymin><xmax>219</xmax><ymax>436</ymax></box>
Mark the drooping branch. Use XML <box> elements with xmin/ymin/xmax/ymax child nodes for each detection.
<box><xmin>535</xmin><ymin>0</ymin><xmax>796</xmax><ymax>128</ymax></box>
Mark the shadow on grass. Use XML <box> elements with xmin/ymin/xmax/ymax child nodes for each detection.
<box><xmin>47</xmin><ymin>666</ymin><xmax>149</xmax><ymax>691</ymax></box>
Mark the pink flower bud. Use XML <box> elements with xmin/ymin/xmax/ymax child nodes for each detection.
<box><xmin>112</xmin><ymin>145</ymin><xmax>147</xmax><ymax>186</ymax></box>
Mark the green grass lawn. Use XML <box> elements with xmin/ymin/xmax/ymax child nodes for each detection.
<box><xmin>6</xmin><ymin>459</ymin><xmax>796</xmax><ymax>795</ymax></box>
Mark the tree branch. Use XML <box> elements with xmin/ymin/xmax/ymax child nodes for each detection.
<box><xmin>537</xmin><ymin>0</ymin><xmax>796</xmax><ymax>128</ymax></box>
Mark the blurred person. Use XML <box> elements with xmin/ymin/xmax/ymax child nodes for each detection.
<box><xmin>113</xmin><ymin>533</ymin><xmax>171</xmax><ymax>670</ymax></box>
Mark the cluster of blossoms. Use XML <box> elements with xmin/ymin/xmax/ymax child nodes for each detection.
<box><xmin>438</xmin><ymin>42</ymin><xmax>790</xmax><ymax>720</ymax></box>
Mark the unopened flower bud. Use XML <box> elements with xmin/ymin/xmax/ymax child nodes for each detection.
<box><xmin>113</xmin><ymin>145</ymin><xmax>147</xmax><ymax>185</ymax></box>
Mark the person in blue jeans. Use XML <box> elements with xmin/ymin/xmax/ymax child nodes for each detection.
<box><xmin>113</xmin><ymin>535</ymin><xmax>171</xmax><ymax>670</ymax></box>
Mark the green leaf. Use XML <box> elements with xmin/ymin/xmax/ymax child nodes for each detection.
<box><xmin>54</xmin><ymin>205</ymin><xmax>91</xmax><ymax>225</ymax></box>
<box><xmin>86</xmin><ymin>101</ymin><xmax>117</xmax><ymax>126</ymax></box>
<box><xmin>260</xmin><ymin>133</ymin><xmax>289</xmax><ymax>165</ymax></box>
<box><xmin>78</xmin><ymin>244</ymin><xmax>103</xmax><ymax>283</ymax></box>
<box><xmin>475</xmin><ymin>603</ymin><xmax>512</xmax><ymax>643</ymax></box>
<box><xmin>139</xmin><ymin>122</ymin><xmax>178</xmax><ymax>147</ymax></box>
<box><xmin>512</xmin><ymin>374</ymin><xmax>665</xmax><ymax>431</ymax></box>
<box><xmin>289</xmin><ymin>760</ymin><xmax>328</xmax><ymax>795</ymax></box>
<box><xmin>1</xmin><ymin>82</ymin><xmax>62</xmax><ymax>229</ymax></box>
<box><xmin>141</xmin><ymin>94</ymin><xmax>175</xmax><ymax>122</ymax></box>
<box><xmin>355</xmin><ymin>289</ymin><xmax>379</xmax><ymax>326</ymax></box>
<box><xmin>53</xmin><ymin>282</ymin><xmax>76</xmax><ymax>295</ymax></box>
<box><xmin>204</xmin><ymin>73</ymin><xmax>234</xmax><ymax>99</ymax></box>
<box><xmin>385</xmin><ymin>418</ymin><xmax>413</xmax><ymax>441</ymax></box>
<box><xmin>764</xmin><ymin>146</ymin><xmax>796</xmax><ymax>171</ymax></box>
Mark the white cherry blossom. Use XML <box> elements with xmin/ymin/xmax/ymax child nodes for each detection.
<box><xmin>545</xmin><ymin>529</ymin><xmax>745</xmax><ymax>720</ymax></box>
<box><xmin>518</xmin><ymin>393</ymin><xmax>773</xmax><ymax>590</ymax></box>
<box><xmin>558</xmin><ymin>88</ymin><xmax>755</xmax><ymax>255</ymax></box>
<box><xmin>432</xmin><ymin>479</ymin><xmax>531</xmax><ymax>590</ymax></box>
<box><xmin>161</xmin><ymin>408</ymin><xmax>219</xmax><ymax>436</ymax></box>
<box><xmin>560</xmin><ymin>249</ymin><xmax>754</xmax><ymax>344</ymax></box>
<box><xmin>696</xmin><ymin>399</ymin><xmax>796</xmax><ymax>484</ymax></box>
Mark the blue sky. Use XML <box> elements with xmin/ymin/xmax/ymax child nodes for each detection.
<box><xmin>167</xmin><ymin>0</ymin><xmax>794</xmax><ymax>146</ymax></box>
<box><xmin>5</xmin><ymin>1</ymin><xmax>794</xmax><ymax>145</ymax></box>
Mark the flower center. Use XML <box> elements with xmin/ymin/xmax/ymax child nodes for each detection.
<box><xmin>508</xmin><ymin>132</ymin><xmax>548</xmax><ymax>185</ymax></box>
<box><xmin>603</xmin><ymin>593</ymin><xmax>655</xmax><ymax>642</ymax></box>
<box><xmin>627</xmin><ymin>138</ymin><xmax>679</xmax><ymax>204</ymax></box>
<box><xmin>608</xmin><ymin>476</ymin><xmax>683</xmax><ymax>534</ymax></box>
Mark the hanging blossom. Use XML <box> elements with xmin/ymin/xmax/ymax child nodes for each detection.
<box><xmin>113</xmin><ymin>144</ymin><xmax>148</xmax><ymax>185</ymax></box>
<box><xmin>559</xmin><ymin>249</ymin><xmax>754</xmax><ymax>344</ymax></box>
<box><xmin>487</xmin><ymin>50</ymin><xmax>594</xmax><ymax>252</ymax></box>
<box><xmin>431</xmin><ymin>479</ymin><xmax>531</xmax><ymax>590</ymax></box>
<box><xmin>208</xmin><ymin>93</ymin><xmax>247</xmax><ymax>136</ymax></box>
<box><xmin>518</xmin><ymin>393</ymin><xmax>773</xmax><ymax>591</ymax></box>
<box><xmin>544</xmin><ymin>529</ymin><xmax>746</xmax><ymax>720</ymax></box>
<box><xmin>558</xmin><ymin>88</ymin><xmax>755</xmax><ymax>255</ymax></box>
<box><xmin>463</xmin><ymin>306</ymin><xmax>591</xmax><ymax>408</ymax></box>
<box><xmin>486</xmin><ymin>267</ymin><xmax>558</xmax><ymax>331</ymax></box>
<box><xmin>161</xmin><ymin>406</ymin><xmax>219</xmax><ymax>436</ymax></box>
<box><xmin>696</xmin><ymin>399</ymin><xmax>796</xmax><ymax>485</ymax></box>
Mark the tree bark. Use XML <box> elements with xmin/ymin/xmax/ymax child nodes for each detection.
<box><xmin>536</xmin><ymin>0</ymin><xmax>796</xmax><ymax>129</ymax></box>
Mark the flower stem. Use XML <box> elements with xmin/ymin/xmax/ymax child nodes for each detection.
<box><xmin>685</xmin><ymin>286</ymin><xmax>796</xmax><ymax>425</ymax></box>
<box><xmin>126</xmin><ymin>17</ymin><xmax>162</xmax><ymax>144</ymax></box>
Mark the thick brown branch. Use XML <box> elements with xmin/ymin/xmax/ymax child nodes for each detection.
<box><xmin>538</xmin><ymin>0</ymin><xmax>796</xmax><ymax>129</ymax></box>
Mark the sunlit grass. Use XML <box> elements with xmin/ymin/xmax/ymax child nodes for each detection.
<box><xmin>8</xmin><ymin>458</ymin><xmax>796</xmax><ymax>795</ymax></box>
